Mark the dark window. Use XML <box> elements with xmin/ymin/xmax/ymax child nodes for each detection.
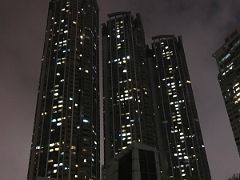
<box><xmin>119</xmin><ymin>151</ymin><xmax>132</xmax><ymax>180</ymax></box>
<box><xmin>139</xmin><ymin>150</ymin><xmax>157</xmax><ymax>180</ymax></box>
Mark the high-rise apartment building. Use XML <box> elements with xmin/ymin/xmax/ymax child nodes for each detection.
<box><xmin>102</xmin><ymin>12</ymin><xmax>157</xmax><ymax>163</ymax></box>
<box><xmin>213</xmin><ymin>29</ymin><xmax>240</xmax><ymax>156</ymax></box>
<box><xmin>28</xmin><ymin>0</ymin><xmax>100</xmax><ymax>179</ymax></box>
<box><xmin>150</xmin><ymin>35</ymin><xmax>211</xmax><ymax>179</ymax></box>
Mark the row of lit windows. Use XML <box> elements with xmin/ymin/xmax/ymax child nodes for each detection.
<box><xmin>233</xmin><ymin>83</ymin><xmax>240</xmax><ymax>104</ymax></box>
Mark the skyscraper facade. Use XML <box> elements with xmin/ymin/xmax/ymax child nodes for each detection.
<box><xmin>102</xmin><ymin>12</ymin><xmax>157</xmax><ymax>163</ymax></box>
<box><xmin>28</xmin><ymin>0</ymin><xmax>100</xmax><ymax>179</ymax></box>
<box><xmin>150</xmin><ymin>35</ymin><xmax>211</xmax><ymax>179</ymax></box>
<box><xmin>213</xmin><ymin>29</ymin><xmax>240</xmax><ymax>156</ymax></box>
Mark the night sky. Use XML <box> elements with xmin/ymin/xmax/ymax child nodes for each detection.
<box><xmin>1</xmin><ymin>0</ymin><xmax>240</xmax><ymax>179</ymax></box>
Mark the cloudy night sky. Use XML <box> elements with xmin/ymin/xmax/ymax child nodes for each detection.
<box><xmin>1</xmin><ymin>0</ymin><xmax>240</xmax><ymax>179</ymax></box>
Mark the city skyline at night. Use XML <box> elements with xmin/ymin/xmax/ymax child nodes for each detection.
<box><xmin>102</xmin><ymin>11</ymin><xmax>212</xmax><ymax>179</ymax></box>
<box><xmin>1</xmin><ymin>0</ymin><xmax>240</xmax><ymax>180</ymax></box>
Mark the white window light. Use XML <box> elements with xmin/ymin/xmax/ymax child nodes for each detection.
<box><xmin>83</xmin><ymin>119</ymin><xmax>89</xmax><ymax>123</ymax></box>
<box><xmin>184</xmin><ymin>156</ymin><xmax>189</xmax><ymax>159</ymax></box>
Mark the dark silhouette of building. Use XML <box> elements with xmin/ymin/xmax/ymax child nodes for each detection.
<box><xmin>102</xmin><ymin>12</ymin><xmax>158</xmax><ymax>164</ymax></box>
<box><xmin>102</xmin><ymin>143</ymin><xmax>161</xmax><ymax>180</ymax></box>
<box><xmin>149</xmin><ymin>35</ymin><xmax>211</xmax><ymax>179</ymax></box>
<box><xmin>213</xmin><ymin>29</ymin><xmax>240</xmax><ymax>156</ymax></box>
<box><xmin>28</xmin><ymin>0</ymin><xmax>100</xmax><ymax>179</ymax></box>
<box><xmin>228</xmin><ymin>173</ymin><xmax>240</xmax><ymax>180</ymax></box>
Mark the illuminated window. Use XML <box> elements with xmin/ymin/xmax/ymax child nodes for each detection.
<box><xmin>82</xmin><ymin>118</ymin><xmax>89</xmax><ymax>123</ymax></box>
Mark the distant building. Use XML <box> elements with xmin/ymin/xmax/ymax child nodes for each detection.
<box><xmin>149</xmin><ymin>35</ymin><xmax>211</xmax><ymax>179</ymax></box>
<box><xmin>102</xmin><ymin>12</ymin><xmax>158</xmax><ymax>164</ymax></box>
<box><xmin>28</xmin><ymin>0</ymin><xmax>100</xmax><ymax>179</ymax></box>
<box><xmin>213</xmin><ymin>29</ymin><xmax>240</xmax><ymax>156</ymax></box>
<box><xmin>228</xmin><ymin>173</ymin><xmax>240</xmax><ymax>180</ymax></box>
<box><xmin>102</xmin><ymin>143</ymin><xmax>161</xmax><ymax>180</ymax></box>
